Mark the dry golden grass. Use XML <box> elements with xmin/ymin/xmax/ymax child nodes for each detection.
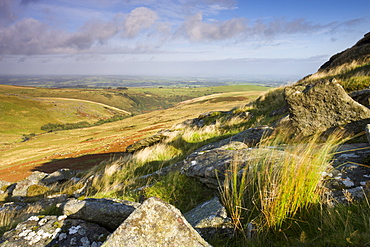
<box><xmin>0</xmin><ymin>89</ymin><xmax>268</xmax><ymax>182</ymax></box>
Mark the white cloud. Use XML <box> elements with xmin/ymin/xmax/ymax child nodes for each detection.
<box><xmin>179</xmin><ymin>12</ymin><xmax>246</xmax><ymax>41</ymax></box>
<box><xmin>122</xmin><ymin>7</ymin><xmax>158</xmax><ymax>38</ymax></box>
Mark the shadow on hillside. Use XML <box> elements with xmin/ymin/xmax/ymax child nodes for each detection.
<box><xmin>31</xmin><ymin>152</ymin><xmax>129</xmax><ymax>174</ymax></box>
<box><xmin>31</xmin><ymin>132</ymin><xmax>234</xmax><ymax>176</ymax></box>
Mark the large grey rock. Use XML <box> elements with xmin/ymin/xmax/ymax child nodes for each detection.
<box><xmin>102</xmin><ymin>197</ymin><xmax>211</xmax><ymax>247</ymax></box>
<box><xmin>63</xmin><ymin>198</ymin><xmax>140</xmax><ymax>231</ymax></box>
<box><xmin>181</xmin><ymin>145</ymin><xmax>286</xmax><ymax>188</ymax></box>
<box><xmin>12</xmin><ymin>172</ymin><xmax>48</xmax><ymax>198</ymax></box>
<box><xmin>0</xmin><ymin>215</ymin><xmax>109</xmax><ymax>247</ymax></box>
<box><xmin>284</xmin><ymin>80</ymin><xmax>370</xmax><ymax>136</ymax></box>
<box><xmin>184</xmin><ymin>197</ymin><xmax>233</xmax><ymax>240</ymax></box>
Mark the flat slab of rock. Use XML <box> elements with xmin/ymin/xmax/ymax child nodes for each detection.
<box><xmin>284</xmin><ymin>80</ymin><xmax>370</xmax><ymax>136</ymax></box>
<box><xmin>102</xmin><ymin>197</ymin><xmax>211</xmax><ymax>247</ymax></box>
<box><xmin>63</xmin><ymin>198</ymin><xmax>140</xmax><ymax>232</ymax></box>
<box><xmin>181</xmin><ymin>146</ymin><xmax>286</xmax><ymax>188</ymax></box>
<box><xmin>0</xmin><ymin>215</ymin><xmax>109</xmax><ymax>247</ymax></box>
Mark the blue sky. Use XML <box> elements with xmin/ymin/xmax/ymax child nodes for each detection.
<box><xmin>0</xmin><ymin>0</ymin><xmax>368</xmax><ymax>79</ymax></box>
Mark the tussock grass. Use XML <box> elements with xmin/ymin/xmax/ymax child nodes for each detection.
<box><xmin>300</xmin><ymin>59</ymin><xmax>370</xmax><ymax>92</ymax></box>
<box><xmin>307</xmin><ymin>59</ymin><xmax>369</xmax><ymax>81</ymax></box>
<box><xmin>80</xmin><ymin>112</ymin><xmax>249</xmax><ymax>203</ymax></box>
<box><xmin>219</xmin><ymin>131</ymin><xmax>347</xmax><ymax>238</ymax></box>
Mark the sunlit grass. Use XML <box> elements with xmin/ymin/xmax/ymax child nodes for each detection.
<box><xmin>219</xmin><ymin>131</ymin><xmax>348</xmax><ymax>238</ymax></box>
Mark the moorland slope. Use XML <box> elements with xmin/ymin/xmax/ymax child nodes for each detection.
<box><xmin>0</xmin><ymin>33</ymin><xmax>369</xmax><ymax>246</ymax></box>
<box><xmin>0</xmin><ymin>87</ymin><xmax>268</xmax><ymax>182</ymax></box>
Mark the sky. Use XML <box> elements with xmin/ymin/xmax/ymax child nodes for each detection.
<box><xmin>0</xmin><ymin>0</ymin><xmax>369</xmax><ymax>79</ymax></box>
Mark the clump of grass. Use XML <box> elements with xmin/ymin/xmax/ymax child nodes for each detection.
<box><xmin>26</xmin><ymin>184</ymin><xmax>50</xmax><ymax>197</ymax></box>
<box><xmin>299</xmin><ymin>59</ymin><xmax>370</xmax><ymax>92</ymax></box>
<box><xmin>182</xmin><ymin>124</ymin><xmax>222</xmax><ymax>144</ymax></box>
<box><xmin>219</xmin><ymin>131</ymin><xmax>346</xmax><ymax>237</ymax></box>
<box><xmin>60</xmin><ymin>182</ymin><xmax>84</xmax><ymax>196</ymax></box>
<box><xmin>39</xmin><ymin>204</ymin><xmax>63</xmax><ymax>216</ymax></box>
<box><xmin>305</xmin><ymin>59</ymin><xmax>370</xmax><ymax>82</ymax></box>
<box><xmin>316</xmin><ymin>194</ymin><xmax>370</xmax><ymax>246</ymax></box>
<box><xmin>219</xmin><ymin>158</ymin><xmax>251</xmax><ymax>233</ymax></box>
<box><xmin>133</xmin><ymin>143</ymin><xmax>181</xmax><ymax>166</ymax></box>
<box><xmin>143</xmin><ymin>171</ymin><xmax>215</xmax><ymax>212</ymax></box>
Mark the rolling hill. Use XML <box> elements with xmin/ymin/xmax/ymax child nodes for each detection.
<box><xmin>0</xmin><ymin>85</ymin><xmax>269</xmax><ymax>182</ymax></box>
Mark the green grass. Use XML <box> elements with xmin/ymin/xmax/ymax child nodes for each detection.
<box><xmin>216</xmin><ymin>130</ymin><xmax>370</xmax><ymax>246</ymax></box>
<box><xmin>143</xmin><ymin>171</ymin><xmax>215</xmax><ymax>212</ymax></box>
<box><xmin>0</xmin><ymin>93</ymin><xmax>127</xmax><ymax>142</ymax></box>
<box><xmin>299</xmin><ymin>60</ymin><xmax>370</xmax><ymax>93</ymax></box>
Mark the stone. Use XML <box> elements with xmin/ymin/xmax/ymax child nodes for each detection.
<box><xmin>63</xmin><ymin>198</ymin><xmax>140</xmax><ymax>231</ymax></box>
<box><xmin>102</xmin><ymin>197</ymin><xmax>211</xmax><ymax>247</ymax></box>
<box><xmin>349</xmin><ymin>89</ymin><xmax>370</xmax><ymax>107</ymax></box>
<box><xmin>181</xmin><ymin>147</ymin><xmax>286</xmax><ymax>188</ymax></box>
<box><xmin>41</xmin><ymin>169</ymin><xmax>79</xmax><ymax>185</ymax></box>
<box><xmin>0</xmin><ymin>215</ymin><xmax>109</xmax><ymax>247</ymax></box>
<box><xmin>12</xmin><ymin>171</ymin><xmax>48</xmax><ymax>198</ymax></box>
<box><xmin>366</xmin><ymin>124</ymin><xmax>370</xmax><ymax>144</ymax></box>
<box><xmin>184</xmin><ymin>197</ymin><xmax>233</xmax><ymax>241</ymax></box>
<box><xmin>0</xmin><ymin>180</ymin><xmax>15</xmax><ymax>199</ymax></box>
<box><xmin>284</xmin><ymin>79</ymin><xmax>370</xmax><ymax>136</ymax></box>
<box><xmin>0</xmin><ymin>180</ymin><xmax>11</xmax><ymax>193</ymax></box>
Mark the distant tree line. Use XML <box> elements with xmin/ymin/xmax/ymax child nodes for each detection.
<box><xmin>41</xmin><ymin>114</ymin><xmax>130</xmax><ymax>132</ymax></box>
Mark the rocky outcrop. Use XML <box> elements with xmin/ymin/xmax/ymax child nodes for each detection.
<box><xmin>63</xmin><ymin>198</ymin><xmax>140</xmax><ymax>231</ymax></box>
<box><xmin>0</xmin><ymin>215</ymin><xmax>109</xmax><ymax>247</ymax></box>
<box><xmin>181</xmin><ymin>141</ymin><xmax>286</xmax><ymax>188</ymax></box>
<box><xmin>319</xmin><ymin>32</ymin><xmax>370</xmax><ymax>71</ymax></box>
<box><xmin>323</xmin><ymin>142</ymin><xmax>370</xmax><ymax>203</ymax></box>
<box><xmin>102</xmin><ymin>197</ymin><xmax>211</xmax><ymax>247</ymax></box>
<box><xmin>284</xmin><ymin>79</ymin><xmax>370</xmax><ymax>136</ymax></box>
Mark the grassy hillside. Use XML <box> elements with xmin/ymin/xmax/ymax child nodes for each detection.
<box><xmin>0</xmin><ymin>84</ymin><xmax>268</xmax><ymax>114</ymax></box>
<box><xmin>0</xmin><ymin>87</ymin><xmax>268</xmax><ymax>182</ymax></box>
<box><xmin>0</xmin><ymin>84</ymin><xmax>268</xmax><ymax>144</ymax></box>
<box><xmin>299</xmin><ymin>58</ymin><xmax>370</xmax><ymax>92</ymax></box>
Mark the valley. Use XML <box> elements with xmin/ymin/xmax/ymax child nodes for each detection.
<box><xmin>0</xmin><ymin>84</ymin><xmax>269</xmax><ymax>182</ymax></box>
